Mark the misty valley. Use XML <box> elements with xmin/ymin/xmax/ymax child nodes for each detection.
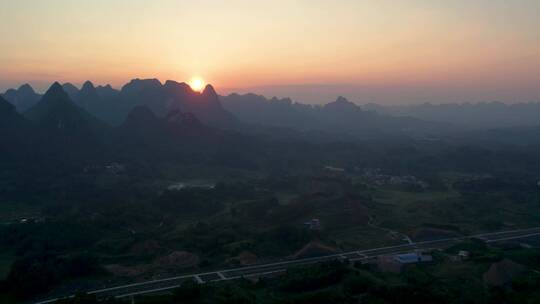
<box><xmin>1</xmin><ymin>79</ymin><xmax>540</xmax><ymax>303</ymax></box>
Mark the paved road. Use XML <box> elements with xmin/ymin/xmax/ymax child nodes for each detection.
<box><xmin>35</xmin><ymin>226</ymin><xmax>540</xmax><ymax>303</ymax></box>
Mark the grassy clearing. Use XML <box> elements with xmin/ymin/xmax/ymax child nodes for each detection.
<box><xmin>368</xmin><ymin>187</ymin><xmax>540</xmax><ymax>234</ymax></box>
<box><xmin>328</xmin><ymin>226</ymin><xmax>403</xmax><ymax>251</ymax></box>
<box><xmin>369</xmin><ymin>189</ymin><xmax>461</xmax><ymax>230</ymax></box>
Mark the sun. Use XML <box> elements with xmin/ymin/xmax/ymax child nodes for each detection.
<box><xmin>189</xmin><ymin>77</ymin><xmax>205</xmax><ymax>92</ymax></box>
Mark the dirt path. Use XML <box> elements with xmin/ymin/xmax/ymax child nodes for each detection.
<box><xmin>367</xmin><ymin>215</ymin><xmax>413</xmax><ymax>244</ymax></box>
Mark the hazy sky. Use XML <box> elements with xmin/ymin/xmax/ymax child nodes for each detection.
<box><xmin>1</xmin><ymin>0</ymin><xmax>540</xmax><ymax>104</ymax></box>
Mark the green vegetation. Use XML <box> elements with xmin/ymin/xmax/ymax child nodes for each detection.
<box><xmin>2</xmin><ymin>125</ymin><xmax>540</xmax><ymax>302</ymax></box>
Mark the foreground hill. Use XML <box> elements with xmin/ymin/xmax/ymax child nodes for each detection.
<box><xmin>115</xmin><ymin>106</ymin><xmax>217</xmax><ymax>156</ymax></box>
<box><xmin>114</xmin><ymin>105</ymin><xmax>261</xmax><ymax>168</ymax></box>
<box><xmin>0</xmin><ymin>95</ymin><xmax>34</xmax><ymax>158</ymax></box>
<box><xmin>22</xmin><ymin>83</ymin><xmax>112</xmax><ymax>161</ymax></box>
<box><xmin>0</xmin><ymin>95</ymin><xmax>27</xmax><ymax>130</ymax></box>
<box><xmin>25</xmin><ymin>82</ymin><xmax>105</xmax><ymax>134</ymax></box>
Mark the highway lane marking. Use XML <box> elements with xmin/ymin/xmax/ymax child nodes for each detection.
<box><xmin>115</xmin><ymin>269</ymin><xmax>287</xmax><ymax>299</ymax></box>
<box><xmin>485</xmin><ymin>232</ymin><xmax>540</xmax><ymax>243</ymax></box>
<box><xmin>356</xmin><ymin>252</ymin><xmax>368</xmax><ymax>258</ymax></box>
<box><xmin>114</xmin><ymin>284</ymin><xmax>182</xmax><ymax>299</ymax></box>
<box><xmin>194</xmin><ymin>275</ymin><xmax>203</xmax><ymax>284</ymax></box>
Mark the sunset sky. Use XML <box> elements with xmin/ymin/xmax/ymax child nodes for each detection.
<box><xmin>1</xmin><ymin>0</ymin><xmax>540</xmax><ymax>104</ymax></box>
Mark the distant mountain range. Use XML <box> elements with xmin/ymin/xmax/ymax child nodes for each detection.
<box><xmin>0</xmin><ymin>81</ymin><xmax>244</xmax><ymax>167</ymax></box>
<box><xmin>2</xmin><ymin>83</ymin><xmax>42</xmax><ymax>112</ymax></box>
<box><xmin>2</xmin><ymin>79</ymin><xmax>540</xmax><ymax>175</ymax></box>
<box><xmin>2</xmin><ymin>79</ymin><xmax>236</xmax><ymax>128</ymax></box>
<box><xmin>1</xmin><ymin>79</ymin><xmax>443</xmax><ymax>138</ymax></box>
<box><xmin>3</xmin><ymin>79</ymin><xmax>540</xmax><ymax>144</ymax></box>
<box><xmin>364</xmin><ymin>102</ymin><xmax>540</xmax><ymax>129</ymax></box>
<box><xmin>79</xmin><ymin>78</ymin><xmax>236</xmax><ymax>128</ymax></box>
<box><xmin>221</xmin><ymin>93</ymin><xmax>450</xmax><ymax>138</ymax></box>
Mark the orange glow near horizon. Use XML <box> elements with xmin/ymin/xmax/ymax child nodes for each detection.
<box><xmin>189</xmin><ymin>77</ymin><xmax>205</xmax><ymax>92</ymax></box>
<box><xmin>1</xmin><ymin>1</ymin><xmax>540</xmax><ymax>104</ymax></box>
